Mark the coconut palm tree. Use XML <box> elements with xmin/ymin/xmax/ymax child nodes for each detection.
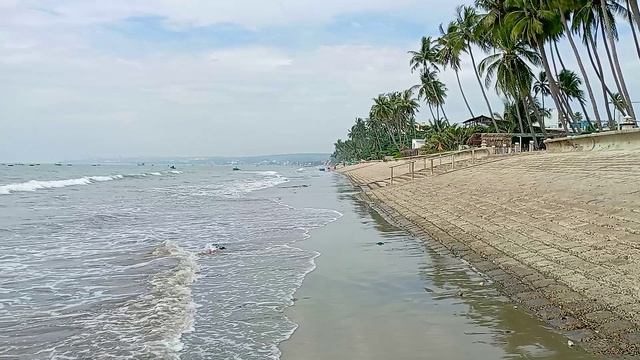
<box><xmin>572</xmin><ymin>0</ymin><xmax>619</xmax><ymax>126</ymax></box>
<box><xmin>437</xmin><ymin>22</ymin><xmax>475</xmax><ymax>118</ymax></box>
<box><xmin>413</xmin><ymin>70</ymin><xmax>449</xmax><ymax>123</ymax></box>
<box><xmin>598</xmin><ymin>0</ymin><xmax>636</xmax><ymax>118</ymax></box>
<box><xmin>559</xmin><ymin>1</ymin><xmax>603</xmax><ymax>129</ymax></box>
<box><xmin>478</xmin><ymin>29</ymin><xmax>540</xmax><ymax>145</ymax></box>
<box><xmin>409</xmin><ymin>36</ymin><xmax>440</xmax><ymax>74</ymax></box>
<box><xmin>558</xmin><ymin>69</ymin><xmax>594</xmax><ymax>129</ymax></box>
<box><xmin>455</xmin><ymin>5</ymin><xmax>500</xmax><ymax>131</ymax></box>
<box><xmin>533</xmin><ymin>71</ymin><xmax>550</xmax><ymax>111</ymax></box>
<box><xmin>504</xmin><ymin>0</ymin><xmax>576</xmax><ymax>134</ymax></box>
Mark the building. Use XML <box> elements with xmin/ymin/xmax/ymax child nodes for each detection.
<box><xmin>462</xmin><ymin>115</ymin><xmax>494</xmax><ymax>127</ymax></box>
<box><xmin>411</xmin><ymin>139</ymin><xmax>426</xmax><ymax>149</ymax></box>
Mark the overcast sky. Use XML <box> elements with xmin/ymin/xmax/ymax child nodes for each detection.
<box><xmin>1</xmin><ymin>1</ymin><xmax>638</xmax><ymax>162</ymax></box>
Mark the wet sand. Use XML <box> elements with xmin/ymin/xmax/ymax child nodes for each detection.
<box><xmin>337</xmin><ymin>150</ymin><xmax>640</xmax><ymax>357</ymax></box>
<box><xmin>279</xmin><ymin>174</ymin><xmax>594</xmax><ymax>360</ymax></box>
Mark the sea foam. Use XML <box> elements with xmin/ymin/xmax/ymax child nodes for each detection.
<box><xmin>0</xmin><ymin>172</ymin><xmax>172</xmax><ymax>195</ymax></box>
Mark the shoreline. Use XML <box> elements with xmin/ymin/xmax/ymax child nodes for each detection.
<box><xmin>280</xmin><ymin>172</ymin><xmax>595</xmax><ymax>360</ymax></box>
<box><xmin>339</xmin><ymin>151</ymin><xmax>640</xmax><ymax>358</ymax></box>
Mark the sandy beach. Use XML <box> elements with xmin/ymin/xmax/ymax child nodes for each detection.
<box><xmin>338</xmin><ymin>150</ymin><xmax>640</xmax><ymax>357</ymax></box>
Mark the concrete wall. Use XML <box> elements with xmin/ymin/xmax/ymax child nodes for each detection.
<box><xmin>544</xmin><ymin>129</ymin><xmax>640</xmax><ymax>152</ymax></box>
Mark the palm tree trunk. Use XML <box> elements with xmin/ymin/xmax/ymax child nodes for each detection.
<box><xmin>512</xmin><ymin>97</ymin><xmax>524</xmax><ymax>134</ymax></box>
<box><xmin>630</xmin><ymin>0</ymin><xmax>640</xmax><ymax>32</ymax></box>
<box><xmin>385</xmin><ymin>125</ymin><xmax>402</xmax><ymax>152</ymax></box>
<box><xmin>515</xmin><ymin>96</ymin><xmax>535</xmax><ymax>150</ymax></box>
<box><xmin>554</xmin><ymin>41</ymin><xmax>568</xmax><ymax>70</ymax></box>
<box><xmin>427</xmin><ymin>104</ymin><xmax>437</xmax><ymax>123</ymax></box>
<box><xmin>586</xmin><ymin>34</ymin><xmax>614</xmax><ymax>127</ymax></box>
<box><xmin>550</xmin><ymin>42</ymin><xmax>560</xmax><ymax>76</ymax></box>
<box><xmin>468</xmin><ymin>44</ymin><xmax>499</xmax><ymax>131</ymax></box>
<box><xmin>538</xmin><ymin>41</ymin><xmax>570</xmax><ymax>134</ymax></box>
<box><xmin>600</xmin><ymin>23</ymin><xmax>626</xmax><ymax>109</ymax></box>
<box><xmin>528</xmin><ymin>93</ymin><xmax>548</xmax><ymax>136</ymax></box>
<box><xmin>455</xmin><ymin>69</ymin><xmax>475</xmax><ymax>118</ymax></box>
<box><xmin>522</xmin><ymin>93</ymin><xmax>540</xmax><ymax>148</ymax></box>
<box><xmin>561</xmin><ymin>12</ymin><xmax>603</xmax><ymax>129</ymax></box>
<box><xmin>599</xmin><ymin>7</ymin><xmax>636</xmax><ymax>119</ymax></box>
<box><xmin>626</xmin><ymin>0</ymin><xmax>640</xmax><ymax>60</ymax></box>
<box><xmin>579</xmin><ymin>100</ymin><xmax>594</xmax><ymax>127</ymax></box>
<box><xmin>440</xmin><ymin>104</ymin><xmax>449</xmax><ymax>123</ymax></box>
<box><xmin>560</xmin><ymin>91</ymin><xmax>581</xmax><ymax>133</ymax></box>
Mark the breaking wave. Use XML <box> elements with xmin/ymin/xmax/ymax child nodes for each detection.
<box><xmin>139</xmin><ymin>241</ymin><xmax>199</xmax><ymax>359</ymax></box>
<box><xmin>0</xmin><ymin>172</ymin><xmax>180</xmax><ymax>195</ymax></box>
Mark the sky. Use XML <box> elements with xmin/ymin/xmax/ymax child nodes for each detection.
<box><xmin>1</xmin><ymin>1</ymin><xmax>639</xmax><ymax>162</ymax></box>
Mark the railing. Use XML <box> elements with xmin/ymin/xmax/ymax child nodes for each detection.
<box><xmin>388</xmin><ymin>147</ymin><xmax>494</xmax><ymax>184</ymax></box>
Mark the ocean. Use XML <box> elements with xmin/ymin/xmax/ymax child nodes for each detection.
<box><xmin>0</xmin><ymin>164</ymin><xmax>340</xmax><ymax>359</ymax></box>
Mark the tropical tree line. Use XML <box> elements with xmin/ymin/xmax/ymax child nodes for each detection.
<box><xmin>333</xmin><ymin>0</ymin><xmax>638</xmax><ymax>163</ymax></box>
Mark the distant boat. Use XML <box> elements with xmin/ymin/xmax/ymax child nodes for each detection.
<box><xmin>232</xmin><ymin>167</ymin><xmax>241</xmax><ymax>171</ymax></box>
<box><xmin>318</xmin><ymin>167</ymin><xmax>326</xmax><ymax>172</ymax></box>
<box><xmin>54</xmin><ymin>163</ymin><xmax>62</xmax><ymax>166</ymax></box>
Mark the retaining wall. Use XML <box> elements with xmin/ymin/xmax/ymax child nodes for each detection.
<box><xmin>544</xmin><ymin>128</ymin><xmax>640</xmax><ymax>152</ymax></box>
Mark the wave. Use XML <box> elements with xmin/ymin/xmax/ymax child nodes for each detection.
<box><xmin>0</xmin><ymin>172</ymin><xmax>180</xmax><ymax>195</ymax></box>
<box><xmin>139</xmin><ymin>241</ymin><xmax>199</xmax><ymax>359</ymax></box>
<box><xmin>216</xmin><ymin>171</ymin><xmax>288</xmax><ymax>198</ymax></box>
<box><xmin>0</xmin><ymin>175</ymin><xmax>123</xmax><ymax>195</ymax></box>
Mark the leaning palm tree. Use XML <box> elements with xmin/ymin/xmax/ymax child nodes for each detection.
<box><xmin>437</xmin><ymin>22</ymin><xmax>475</xmax><ymax>118</ymax></box>
<box><xmin>504</xmin><ymin>0</ymin><xmax>576</xmax><ymax>134</ymax></box>
<box><xmin>598</xmin><ymin>0</ymin><xmax>636</xmax><ymax>118</ymax></box>
<box><xmin>455</xmin><ymin>5</ymin><xmax>500</xmax><ymax>131</ymax></box>
<box><xmin>478</xmin><ymin>29</ymin><xmax>540</xmax><ymax>146</ymax></box>
<box><xmin>572</xmin><ymin>0</ymin><xmax>619</xmax><ymax>126</ymax></box>
<box><xmin>413</xmin><ymin>69</ymin><xmax>449</xmax><ymax>124</ymax></box>
<box><xmin>559</xmin><ymin>1</ymin><xmax>603</xmax><ymax>129</ymax></box>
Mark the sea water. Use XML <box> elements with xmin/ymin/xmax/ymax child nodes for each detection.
<box><xmin>0</xmin><ymin>164</ymin><xmax>340</xmax><ymax>359</ymax></box>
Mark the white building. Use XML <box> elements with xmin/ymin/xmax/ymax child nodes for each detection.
<box><xmin>412</xmin><ymin>139</ymin><xmax>425</xmax><ymax>149</ymax></box>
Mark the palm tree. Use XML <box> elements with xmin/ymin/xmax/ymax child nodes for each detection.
<box><xmin>598</xmin><ymin>0</ymin><xmax>636</xmax><ymax>119</ymax></box>
<box><xmin>559</xmin><ymin>1</ymin><xmax>603</xmax><ymax>129</ymax></box>
<box><xmin>572</xmin><ymin>0</ymin><xmax>618</xmax><ymax>126</ymax></box>
<box><xmin>408</xmin><ymin>36</ymin><xmax>450</xmax><ymax>122</ymax></box>
<box><xmin>504</xmin><ymin>0</ymin><xmax>576</xmax><ymax>134</ymax></box>
<box><xmin>455</xmin><ymin>5</ymin><xmax>500</xmax><ymax>131</ymax></box>
<box><xmin>437</xmin><ymin>22</ymin><xmax>475</xmax><ymax>118</ymax></box>
<box><xmin>558</xmin><ymin>69</ymin><xmax>593</xmax><ymax>129</ymax></box>
<box><xmin>479</xmin><ymin>29</ymin><xmax>540</xmax><ymax>145</ymax></box>
<box><xmin>409</xmin><ymin>36</ymin><xmax>440</xmax><ymax>73</ymax></box>
<box><xmin>629</xmin><ymin>0</ymin><xmax>640</xmax><ymax>33</ymax></box>
<box><xmin>413</xmin><ymin>69</ymin><xmax>449</xmax><ymax>123</ymax></box>
<box><xmin>533</xmin><ymin>71</ymin><xmax>550</xmax><ymax>111</ymax></box>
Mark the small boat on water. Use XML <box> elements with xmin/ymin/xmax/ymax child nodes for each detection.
<box><xmin>232</xmin><ymin>167</ymin><xmax>241</xmax><ymax>171</ymax></box>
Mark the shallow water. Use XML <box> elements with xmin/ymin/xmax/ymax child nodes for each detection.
<box><xmin>280</xmin><ymin>176</ymin><xmax>596</xmax><ymax>360</ymax></box>
<box><xmin>0</xmin><ymin>164</ymin><xmax>338</xmax><ymax>359</ymax></box>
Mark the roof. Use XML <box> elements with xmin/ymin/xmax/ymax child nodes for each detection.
<box><xmin>462</xmin><ymin>115</ymin><xmax>502</xmax><ymax>125</ymax></box>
